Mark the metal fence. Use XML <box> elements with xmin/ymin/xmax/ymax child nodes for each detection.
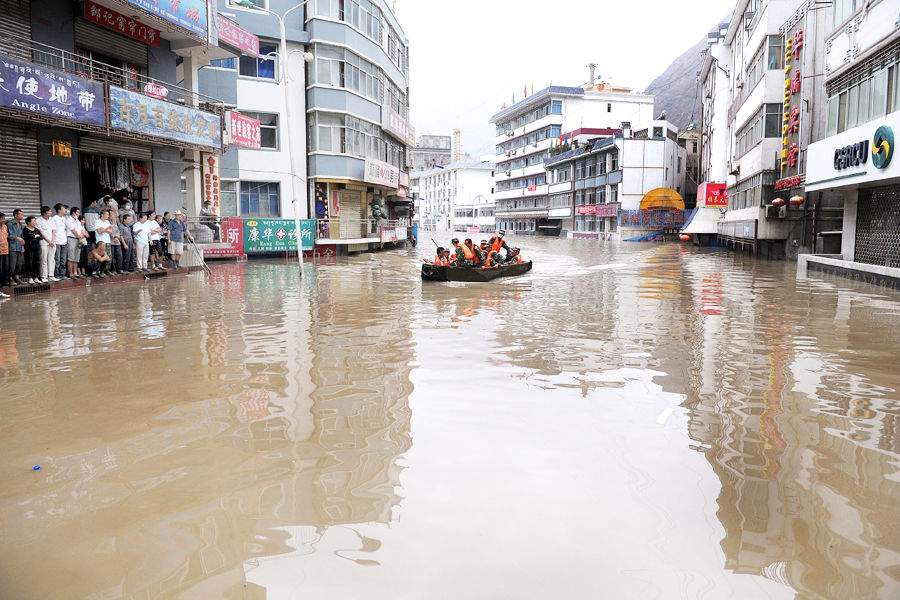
<box><xmin>856</xmin><ymin>187</ymin><xmax>900</xmax><ymax>268</ymax></box>
<box><xmin>183</xmin><ymin>216</ymin><xmax>221</xmax><ymax>243</ymax></box>
<box><xmin>618</xmin><ymin>209</ymin><xmax>687</xmax><ymax>228</ymax></box>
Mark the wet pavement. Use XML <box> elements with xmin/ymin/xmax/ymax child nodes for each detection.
<box><xmin>1</xmin><ymin>237</ymin><xmax>899</xmax><ymax>599</ymax></box>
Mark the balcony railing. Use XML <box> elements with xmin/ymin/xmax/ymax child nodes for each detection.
<box><xmin>2</xmin><ymin>31</ymin><xmax>225</xmax><ymax>117</ymax></box>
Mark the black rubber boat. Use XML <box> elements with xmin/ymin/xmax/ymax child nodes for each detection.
<box><xmin>421</xmin><ymin>261</ymin><xmax>533</xmax><ymax>282</ymax></box>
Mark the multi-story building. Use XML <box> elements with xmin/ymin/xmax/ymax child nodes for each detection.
<box><xmin>453</xmin><ymin>193</ymin><xmax>495</xmax><ymax>235</ymax></box>
<box><xmin>195</xmin><ymin>0</ymin><xmax>412</xmax><ymax>250</ymax></box>
<box><xmin>411</xmin><ymin>161</ymin><xmax>494</xmax><ymax>233</ymax></box>
<box><xmin>542</xmin><ymin>120</ymin><xmax>687</xmax><ymax>239</ymax></box>
<box><xmin>0</xmin><ymin>0</ymin><xmax>229</xmax><ymax>220</ymax></box>
<box><xmin>488</xmin><ymin>80</ymin><xmax>654</xmax><ymax>235</ymax></box>
<box><xmin>717</xmin><ymin>0</ymin><xmax>810</xmax><ymax>257</ymax></box>
<box><xmin>306</xmin><ymin>0</ymin><xmax>412</xmax><ymax>247</ymax></box>
<box><xmin>410</xmin><ymin>134</ymin><xmax>451</xmax><ymax>171</ymax></box>
<box><xmin>801</xmin><ymin>0</ymin><xmax>900</xmax><ymax>282</ymax></box>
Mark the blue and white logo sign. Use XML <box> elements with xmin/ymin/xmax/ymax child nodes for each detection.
<box><xmin>109</xmin><ymin>86</ymin><xmax>221</xmax><ymax>150</ymax></box>
<box><xmin>0</xmin><ymin>54</ymin><xmax>105</xmax><ymax>125</ymax></box>
<box><xmin>124</xmin><ymin>0</ymin><xmax>207</xmax><ymax>38</ymax></box>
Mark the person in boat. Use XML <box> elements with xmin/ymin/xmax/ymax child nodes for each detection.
<box><xmin>443</xmin><ymin>248</ymin><xmax>456</xmax><ymax>265</ymax></box>
<box><xmin>425</xmin><ymin>247</ymin><xmax>450</xmax><ymax>266</ymax></box>
<box><xmin>485</xmin><ymin>247</ymin><xmax>503</xmax><ymax>267</ymax></box>
<box><xmin>452</xmin><ymin>238</ymin><xmax>475</xmax><ymax>267</ymax></box>
<box><xmin>465</xmin><ymin>238</ymin><xmax>484</xmax><ymax>267</ymax></box>
<box><xmin>506</xmin><ymin>248</ymin><xmax>522</xmax><ymax>265</ymax></box>
<box><xmin>488</xmin><ymin>230</ymin><xmax>510</xmax><ymax>255</ymax></box>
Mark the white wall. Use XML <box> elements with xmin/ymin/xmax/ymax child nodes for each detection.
<box><xmin>234</xmin><ymin>41</ymin><xmax>309</xmax><ymax>219</ymax></box>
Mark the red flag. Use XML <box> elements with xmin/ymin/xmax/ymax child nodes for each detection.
<box><xmin>523</xmin><ymin>84</ymin><xmax>528</xmax><ymax>98</ymax></box>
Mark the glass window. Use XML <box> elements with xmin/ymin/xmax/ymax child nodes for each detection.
<box><xmin>847</xmin><ymin>83</ymin><xmax>860</xmax><ymax>129</ymax></box>
<box><xmin>551</xmin><ymin>100</ymin><xmax>562</xmax><ymax>114</ymax></box>
<box><xmin>239</xmin><ymin>111</ymin><xmax>278</xmax><ymax>149</ymax></box>
<box><xmin>827</xmin><ymin>95</ymin><xmax>839</xmax><ymax>136</ymax></box>
<box><xmin>764</xmin><ymin>103</ymin><xmax>781</xmax><ymax>137</ymax></box>
<box><xmin>220</xmin><ymin>181</ymin><xmax>238</xmax><ymax>216</ymax></box>
<box><xmin>240</xmin><ymin>43</ymin><xmax>276</xmax><ymax>79</ymax></box>
<box><xmin>838</xmin><ymin>90</ymin><xmax>848</xmax><ymax>133</ymax></box>
<box><xmin>767</xmin><ymin>36</ymin><xmax>784</xmax><ymax>70</ymax></box>
<box><xmin>210</xmin><ymin>58</ymin><xmax>235</xmax><ymax>70</ymax></box>
<box><xmin>870</xmin><ymin>69</ymin><xmax>888</xmax><ymax>119</ymax></box>
<box><xmin>240</xmin><ymin>182</ymin><xmax>280</xmax><ymax>217</ymax></box>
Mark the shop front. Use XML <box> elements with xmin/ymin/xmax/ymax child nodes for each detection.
<box><xmin>802</xmin><ymin>111</ymin><xmax>900</xmax><ymax>284</ymax></box>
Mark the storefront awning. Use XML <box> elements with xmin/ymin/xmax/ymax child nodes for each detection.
<box><xmin>681</xmin><ymin>207</ymin><xmax>720</xmax><ymax>234</ymax></box>
<box><xmin>639</xmin><ymin>188</ymin><xmax>684</xmax><ymax>210</ymax></box>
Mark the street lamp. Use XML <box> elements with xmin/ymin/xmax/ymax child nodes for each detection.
<box><xmin>237</xmin><ymin>0</ymin><xmax>313</xmax><ymax>271</ymax></box>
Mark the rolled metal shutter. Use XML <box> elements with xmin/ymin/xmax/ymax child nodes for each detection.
<box><xmin>0</xmin><ymin>121</ymin><xmax>40</xmax><ymax>217</ymax></box>
<box><xmin>74</xmin><ymin>20</ymin><xmax>148</xmax><ymax>68</ymax></box>
<box><xmin>0</xmin><ymin>0</ymin><xmax>32</xmax><ymax>60</ymax></box>
<box><xmin>79</xmin><ymin>136</ymin><xmax>153</xmax><ymax>160</ymax></box>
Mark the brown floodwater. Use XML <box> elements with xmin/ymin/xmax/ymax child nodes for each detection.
<box><xmin>1</xmin><ymin>237</ymin><xmax>899</xmax><ymax>599</ymax></box>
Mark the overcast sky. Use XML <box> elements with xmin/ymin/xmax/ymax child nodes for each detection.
<box><xmin>395</xmin><ymin>0</ymin><xmax>733</xmax><ymax>158</ymax></box>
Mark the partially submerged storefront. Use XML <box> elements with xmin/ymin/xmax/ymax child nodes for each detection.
<box><xmin>800</xmin><ymin>112</ymin><xmax>900</xmax><ymax>286</ymax></box>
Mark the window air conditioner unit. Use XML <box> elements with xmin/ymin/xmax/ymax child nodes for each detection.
<box><xmin>765</xmin><ymin>205</ymin><xmax>786</xmax><ymax>219</ymax></box>
<box><xmin>505</xmin><ymin>170</ymin><xmax>511</xmax><ymax>176</ymax></box>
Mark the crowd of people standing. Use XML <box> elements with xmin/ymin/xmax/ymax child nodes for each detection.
<box><xmin>0</xmin><ymin>192</ymin><xmax>195</xmax><ymax>296</ymax></box>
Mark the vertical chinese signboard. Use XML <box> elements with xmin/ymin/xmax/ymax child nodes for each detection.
<box><xmin>0</xmin><ymin>54</ymin><xmax>105</xmax><ymax>125</ymax></box>
<box><xmin>243</xmin><ymin>219</ymin><xmax>315</xmax><ymax>252</ymax></box>
<box><xmin>780</xmin><ymin>25</ymin><xmax>804</xmax><ymax>186</ymax></box>
<box><xmin>202</xmin><ymin>153</ymin><xmax>220</xmax><ymax>213</ymax></box>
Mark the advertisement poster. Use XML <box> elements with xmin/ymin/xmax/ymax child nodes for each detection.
<box><xmin>0</xmin><ymin>54</ymin><xmax>105</xmax><ymax>125</ymax></box>
<box><xmin>109</xmin><ymin>86</ymin><xmax>222</xmax><ymax>149</ymax></box>
<box><xmin>85</xmin><ymin>1</ymin><xmax>160</xmax><ymax>47</ymax></box>
<box><xmin>216</xmin><ymin>15</ymin><xmax>259</xmax><ymax>57</ymax></box>
<box><xmin>363</xmin><ymin>158</ymin><xmax>399</xmax><ymax>188</ymax></box>
<box><xmin>204</xmin><ymin>217</ymin><xmax>245</xmax><ymax>258</ymax></box>
<box><xmin>243</xmin><ymin>218</ymin><xmax>315</xmax><ymax>252</ymax></box>
<box><xmin>124</xmin><ymin>0</ymin><xmax>207</xmax><ymax>37</ymax></box>
<box><xmin>228</xmin><ymin>111</ymin><xmax>261</xmax><ymax>149</ymax></box>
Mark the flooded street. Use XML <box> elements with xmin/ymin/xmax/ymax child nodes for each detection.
<box><xmin>2</xmin><ymin>237</ymin><xmax>899</xmax><ymax>599</ymax></box>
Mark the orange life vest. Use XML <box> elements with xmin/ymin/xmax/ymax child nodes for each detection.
<box><xmin>491</xmin><ymin>237</ymin><xmax>504</xmax><ymax>253</ymax></box>
<box><xmin>458</xmin><ymin>244</ymin><xmax>474</xmax><ymax>260</ymax></box>
<box><xmin>509</xmin><ymin>255</ymin><xmax>521</xmax><ymax>264</ymax></box>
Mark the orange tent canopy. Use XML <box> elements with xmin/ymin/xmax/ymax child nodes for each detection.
<box><xmin>639</xmin><ymin>188</ymin><xmax>685</xmax><ymax>210</ymax></box>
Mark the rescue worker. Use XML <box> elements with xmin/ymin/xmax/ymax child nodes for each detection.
<box><xmin>488</xmin><ymin>230</ymin><xmax>510</xmax><ymax>255</ymax></box>
<box><xmin>506</xmin><ymin>247</ymin><xmax>522</xmax><ymax>264</ymax></box>
<box><xmin>465</xmin><ymin>238</ymin><xmax>484</xmax><ymax>267</ymax></box>
<box><xmin>485</xmin><ymin>247</ymin><xmax>503</xmax><ymax>267</ymax></box>
<box><xmin>424</xmin><ymin>246</ymin><xmax>449</xmax><ymax>265</ymax></box>
<box><xmin>443</xmin><ymin>248</ymin><xmax>455</xmax><ymax>265</ymax></box>
<box><xmin>452</xmin><ymin>238</ymin><xmax>475</xmax><ymax>267</ymax></box>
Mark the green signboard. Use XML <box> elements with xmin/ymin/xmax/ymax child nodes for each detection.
<box><xmin>243</xmin><ymin>218</ymin><xmax>315</xmax><ymax>252</ymax></box>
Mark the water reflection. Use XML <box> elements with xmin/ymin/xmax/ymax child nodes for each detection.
<box><xmin>0</xmin><ymin>239</ymin><xmax>898</xmax><ymax>598</ymax></box>
<box><xmin>0</xmin><ymin>261</ymin><xmax>414</xmax><ymax>599</ymax></box>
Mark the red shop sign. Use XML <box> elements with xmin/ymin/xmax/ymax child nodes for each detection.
<box><xmin>229</xmin><ymin>111</ymin><xmax>262</xmax><ymax>150</ymax></box>
<box><xmin>577</xmin><ymin>205</ymin><xmax>596</xmax><ymax>215</ymax></box>
<box><xmin>85</xmin><ymin>0</ymin><xmax>160</xmax><ymax>47</ymax></box>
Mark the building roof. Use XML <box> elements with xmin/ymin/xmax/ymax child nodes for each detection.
<box><xmin>544</xmin><ymin>136</ymin><xmax>618</xmax><ymax>167</ymax></box>
<box><xmin>411</xmin><ymin>161</ymin><xmax>495</xmax><ymax>179</ymax></box>
<box><xmin>489</xmin><ymin>86</ymin><xmax>586</xmax><ymax>123</ymax></box>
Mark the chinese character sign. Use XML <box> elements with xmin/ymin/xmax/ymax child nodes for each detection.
<box><xmin>124</xmin><ymin>0</ymin><xmax>207</xmax><ymax>37</ymax></box>
<box><xmin>85</xmin><ymin>1</ymin><xmax>160</xmax><ymax>47</ymax></box>
<box><xmin>243</xmin><ymin>219</ymin><xmax>315</xmax><ymax>252</ymax></box>
<box><xmin>228</xmin><ymin>111</ymin><xmax>261</xmax><ymax>149</ymax></box>
<box><xmin>216</xmin><ymin>15</ymin><xmax>259</xmax><ymax>57</ymax></box>
<box><xmin>202</xmin><ymin>153</ymin><xmax>220</xmax><ymax>212</ymax></box>
<box><xmin>363</xmin><ymin>158</ymin><xmax>399</xmax><ymax>188</ymax></box>
<box><xmin>0</xmin><ymin>54</ymin><xmax>105</xmax><ymax>125</ymax></box>
<box><xmin>782</xmin><ymin>27</ymin><xmax>803</xmax><ymax>175</ymax></box>
<box><xmin>701</xmin><ymin>182</ymin><xmax>727</xmax><ymax>207</ymax></box>
<box><xmin>204</xmin><ymin>217</ymin><xmax>245</xmax><ymax>258</ymax></box>
<box><xmin>109</xmin><ymin>86</ymin><xmax>221</xmax><ymax>150</ymax></box>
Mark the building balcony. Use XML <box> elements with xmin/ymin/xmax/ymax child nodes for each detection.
<box><xmin>494</xmin><ymin>113</ymin><xmax>563</xmax><ymax>144</ymax></box>
<box><xmin>0</xmin><ymin>33</ymin><xmax>225</xmax><ymax>151</ymax></box>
